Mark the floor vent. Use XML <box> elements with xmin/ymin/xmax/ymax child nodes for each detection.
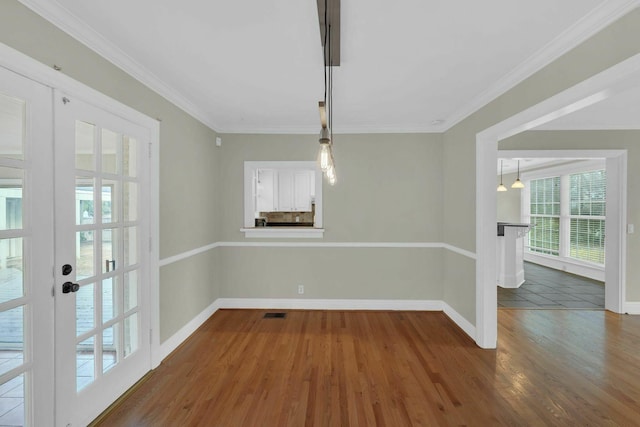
<box><xmin>263</xmin><ymin>312</ymin><xmax>287</xmax><ymax>319</ymax></box>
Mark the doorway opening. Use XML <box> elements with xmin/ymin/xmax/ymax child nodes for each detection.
<box><xmin>475</xmin><ymin>52</ymin><xmax>640</xmax><ymax>349</ymax></box>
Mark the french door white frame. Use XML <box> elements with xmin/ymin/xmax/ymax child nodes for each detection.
<box><xmin>475</xmin><ymin>52</ymin><xmax>640</xmax><ymax>349</ymax></box>
<box><xmin>0</xmin><ymin>41</ymin><xmax>161</xmax><ymax>420</ymax></box>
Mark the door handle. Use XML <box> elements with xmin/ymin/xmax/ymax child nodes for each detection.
<box><xmin>62</xmin><ymin>282</ymin><xmax>80</xmax><ymax>294</ymax></box>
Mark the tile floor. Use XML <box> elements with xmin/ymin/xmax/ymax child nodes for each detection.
<box><xmin>498</xmin><ymin>262</ymin><xmax>605</xmax><ymax>309</ymax></box>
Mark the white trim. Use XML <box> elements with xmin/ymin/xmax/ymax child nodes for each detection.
<box><xmin>155</xmin><ymin>300</ymin><xmax>221</xmax><ymax>365</ymax></box>
<box><xmin>442</xmin><ymin>243</ymin><xmax>477</xmax><ymax>260</ymax></box>
<box><xmin>16</xmin><ymin>0</ymin><xmax>219</xmax><ymax>131</ymax></box>
<box><xmin>157</xmin><ymin>240</ymin><xmax>477</xmax><ymax>268</ymax></box>
<box><xmin>159</xmin><ymin>242</ymin><xmax>220</xmax><ymax>268</ymax></box>
<box><xmin>477</xmin><ymin>52</ymin><xmax>640</xmax><ymax>350</ymax></box>
<box><xmin>442</xmin><ymin>302</ymin><xmax>477</xmax><ymax>339</ymax></box>
<box><xmin>444</xmin><ymin>0</ymin><xmax>640</xmax><ymax>132</ymax></box>
<box><xmin>525</xmin><ymin>253</ymin><xmax>605</xmax><ymax>282</ymax></box>
<box><xmin>519</xmin><ymin>158</ymin><xmax>608</xmax><ymax>181</ymax></box>
<box><xmin>623</xmin><ymin>302</ymin><xmax>640</xmax><ymax>314</ymax></box>
<box><xmin>217</xmin><ymin>298</ymin><xmax>443</xmax><ymax>311</ymax></box>
<box><xmin>240</xmin><ymin>228</ymin><xmax>325</xmax><ymax>239</ymax></box>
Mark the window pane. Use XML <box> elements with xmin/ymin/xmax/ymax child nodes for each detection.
<box><xmin>123</xmin><ymin>182</ymin><xmax>137</xmax><ymax>222</ymax></box>
<box><xmin>123</xmin><ymin>136</ymin><xmax>137</xmax><ymax>177</ymax></box>
<box><xmin>0</xmin><ymin>306</ymin><xmax>24</xmax><ymax>376</ymax></box>
<box><xmin>0</xmin><ymin>167</ymin><xmax>23</xmax><ymax>231</ymax></box>
<box><xmin>76</xmin><ymin>120</ymin><xmax>95</xmax><ymax>171</ymax></box>
<box><xmin>124</xmin><ymin>227</ymin><xmax>137</xmax><ymax>267</ymax></box>
<box><xmin>570</xmin><ymin>218</ymin><xmax>605</xmax><ymax>264</ymax></box>
<box><xmin>77</xmin><ymin>177</ymin><xmax>95</xmax><ymax>225</ymax></box>
<box><xmin>102</xmin><ymin>179</ymin><xmax>118</xmax><ymax>224</ymax></box>
<box><xmin>102</xmin><ymin>228</ymin><xmax>118</xmax><ymax>274</ymax></box>
<box><xmin>102</xmin><ymin>277</ymin><xmax>117</xmax><ymax>324</ymax></box>
<box><xmin>77</xmin><ymin>336</ymin><xmax>95</xmax><ymax>391</ymax></box>
<box><xmin>124</xmin><ymin>313</ymin><xmax>138</xmax><ymax>358</ymax></box>
<box><xmin>0</xmin><ymin>238</ymin><xmax>23</xmax><ymax>304</ymax></box>
<box><xmin>124</xmin><ymin>270</ymin><xmax>138</xmax><ymax>312</ymax></box>
<box><xmin>76</xmin><ymin>231</ymin><xmax>95</xmax><ymax>280</ymax></box>
<box><xmin>76</xmin><ymin>283</ymin><xmax>95</xmax><ymax>336</ymax></box>
<box><xmin>0</xmin><ymin>374</ymin><xmax>25</xmax><ymax>427</ymax></box>
<box><xmin>102</xmin><ymin>325</ymin><xmax>118</xmax><ymax>373</ymax></box>
<box><xmin>102</xmin><ymin>129</ymin><xmax>119</xmax><ymax>174</ymax></box>
<box><xmin>0</xmin><ymin>92</ymin><xmax>25</xmax><ymax>160</ymax></box>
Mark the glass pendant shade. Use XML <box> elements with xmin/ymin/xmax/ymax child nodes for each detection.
<box><xmin>497</xmin><ymin>183</ymin><xmax>508</xmax><ymax>192</ymax></box>
<box><xmin>511</xmin><ymin>178</ymin><xmax>524</xmax><ymax>189</ymax></box>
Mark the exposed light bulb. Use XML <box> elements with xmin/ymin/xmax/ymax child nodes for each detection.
<box><xmin>326</xmin><ymin>163</ymin><xmax>336</xmax><ymax>186</ymax></box>
<box><xmin>318</xmin><ymin>143</ymin><xmax>331</xmax><ymax>172</ymax></box>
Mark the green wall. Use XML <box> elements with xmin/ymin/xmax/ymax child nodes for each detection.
<box><xmin>217</xmin><ymin>133</ymin><xmax>444</xmax><ymax>301</ymax></box>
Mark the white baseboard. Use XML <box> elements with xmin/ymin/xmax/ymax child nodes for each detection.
<box><xmin>624</xmin><ymin>302</ymin><xmax>640</xmax><ymax>315</ymax></box>
<box><xmin>154</xmin><ymin>298</ymin><xmax>478</xmax><ymax>365</ymax></box>
<box><xmin>442</xmin><ymin>303</ymin><xmax>477</xmax><ymax>340</ymax></box>
<box><xmin>156</xmin><ymin>299</ymin><xmax>221</xmax><ymax>365</ymax></box>
<box><xmin>216</xmin><ymin>298</ymin><xmax>444</xmax><ymax>311</ymax></box>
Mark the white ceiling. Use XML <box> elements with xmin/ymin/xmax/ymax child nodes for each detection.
<box><xmin>18</xmin><ymin>0</ymin><xmax>640</xmax><ymax>134</ymax></box>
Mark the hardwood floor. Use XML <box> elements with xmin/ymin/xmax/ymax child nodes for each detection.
<box><xmin>95</xmin><ymin>309</ymin><xmax>640</xmax><ymax>426</ymax></box>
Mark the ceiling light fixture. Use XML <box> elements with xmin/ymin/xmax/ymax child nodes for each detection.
<box><xmin>497</xmin><ymin>160</ymin><xmax>508</xmax><ymax>192</ymax></box>
<box><xmin>511</xmin><ymin>160</ymin><xmax>525</xmax><ymax>189</ymax></box>
<box><xmin>317</xmin><ymin>0</ymin><xmax>339</xmax><ymax>185</ymax></box>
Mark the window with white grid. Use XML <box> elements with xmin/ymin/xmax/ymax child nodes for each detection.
<box><xmin>528</xmin><ymin>176</ymin><xmax>560</xmax><ymax>256</ymax></box>
<box><xmin>569</xmin><ymin>170</ymin><xmax>606</xmax><ymax>265</ymax></box>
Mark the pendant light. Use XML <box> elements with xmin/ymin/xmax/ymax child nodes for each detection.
<box><xmin>497</xmin><ymin>160</ymin><xmax>508</xmax><ymax>192</ymax></box>
<box><xmin>317</xmin><ymin>0</ymin><xmax>337</xmax><ymax>185</ymax></box>
<box><xmin>511</xmin><ymin>160</ymin><xmax>525</xmax><ymax>189</ymax></box>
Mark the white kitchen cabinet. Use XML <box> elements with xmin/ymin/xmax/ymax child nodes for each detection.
<box><xmin>256</xmin><ymin>169</ymin><xmax>276</xmax><ymax>212</ymax></box>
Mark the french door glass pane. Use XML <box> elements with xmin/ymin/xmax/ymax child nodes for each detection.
<box><xmin>101</xmin><ymin>129</ymin><xmax>119</xmax><ymax>175</ymax></box>
<box><xmin>0</xmin><ymin>238</ymin><xmax>23</xmax><ymax>304</ymax></box>
<box><xmin>77</xmin><ymin>336</ymin><xmax>95</xmax><ymax>391</ymax></box>
<box><xmin>76</xmin><ymin>283</ymin><xmax>95</xmax><ymax>337</ymax></box>
<box><xmin>123</xmin><ymin>182</ymin><xmax>137</xmax><ymax>221</ymax></box>
<box><xmin>75</xmin><ymin>121</ymin><xmax>95</xmax><ymax>171</ymax></box>
<box><xmin>102</xmin><ymin>180</ymin><xmax>118</xmax><ymax>224</ymax></box>
<box><xmin>76</xmin><ymin>231</ymin><xmax>95</xmax><ymax>280</ymax></box>
<box><xmin>124</xmin><ymin>227</ymin><xmax>137</xmax><ymax>266</ymax></box>
<box><xmin>102</xmin><ymin>229</ymin><xmax>118</xmax><ymax>274</ymax></box>
<box><xmin>0</xmin><ymin>168</ymin><xmax>23</xmax><ymax>231</ymax></box>
<box><xmin>0</xmin><ymin>373</ymin><xmax>25</xmax><ymax>426</ymax></box>
<box><xmin>123</xmin><ymin>136</ymin><xmax>137</xmax><ymax>177</ymax></box>
<box><xmin>0</xmin><ymin>306</ymin><xmax>24</xmax><ymax>376</ymax></box>
<box><xmin>123</xmin><ymin>271</ymin><xmax>138</xmax><ymax>312</ymax></box>
<box><xmin>0</xmin><ymin>92</ymin><xmax>25</xmax><ymax>160</ymax></box>
<box><xmin>102</xmin><ymin>325</ymin><xmax>117</xmax><ymax>373</ymax></box>
<box><xmin>76</xmin><ymin>177</ymin><xmax>95</xmax><ymax>225</ymax></box>
<box><xmin>102</xmin><ymin>277</ymin><xmax>117</xmax><ymax>324</ymax></box>
<box><xmin>124</xmin><ymin>313</ymin><xmax>138</xmax><ymax>357</ymax></box>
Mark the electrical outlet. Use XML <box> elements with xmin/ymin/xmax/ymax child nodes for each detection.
<box><xmin>298</xmin><ymin>285</ymin><xmax>304</xmax><ymax>295</ymax></box>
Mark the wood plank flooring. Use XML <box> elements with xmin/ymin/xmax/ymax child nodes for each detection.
<box><xmin>95</xmin><ymin>309</ymin><xmax>640</xmax><ymax>426</ymax></box>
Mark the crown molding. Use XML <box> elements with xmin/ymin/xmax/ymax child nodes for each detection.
<box><xmin>17</xmin><ymin>0</ymin><xmax>221</xmax><ymax>132</ymax></box>
<box><xmin>16</xmin><ymin>0</ymin><xmax>640</xmax><ymax>135</ymax></box>
<box><xmin>442</xmin><ymin>0</ymin><xmax>640</xmax><ymax>132</ymax></box>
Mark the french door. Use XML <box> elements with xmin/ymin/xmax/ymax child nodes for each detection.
<box><xmin>54</xmin><ymin>92</ymin><xmax>151</xmax><ymax>426</ymax></box>
<box><xmin>0</xmin><ymin>66</ymin><xmax>54</xmax><ymax>427</ymax></box>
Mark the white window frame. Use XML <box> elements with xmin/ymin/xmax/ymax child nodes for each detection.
<box><xmin>242</xmin><ymin>161</ymin><xmax>324</xmax><ymax>238</ymax></box>
<box><xmin>521</xmin><ymin>159</ymin><xmax>606</xmax><ymax>279</ymax></box>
